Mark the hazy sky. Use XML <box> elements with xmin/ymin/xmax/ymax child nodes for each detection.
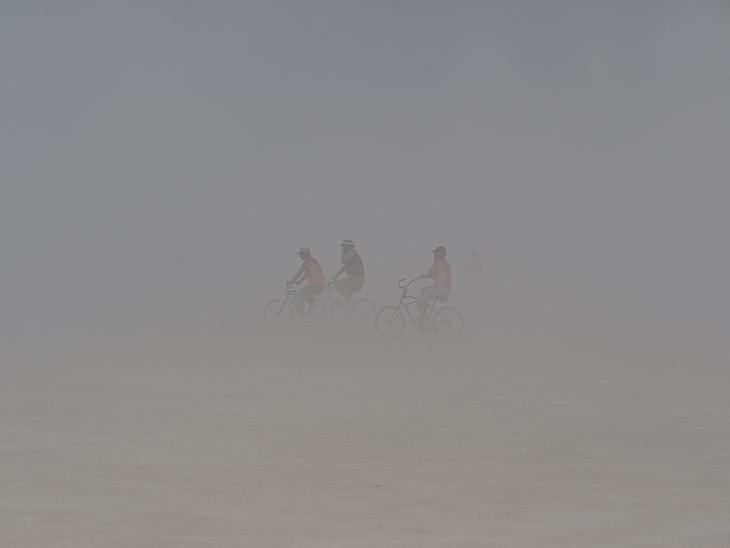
<box><xmin>2</xmin><ymin>1</ymin><xmax>729</xmax><ymax>367</ymax></box>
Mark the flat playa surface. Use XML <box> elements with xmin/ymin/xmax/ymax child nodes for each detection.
<box><xmin>3</xmin><ymin>327</ymin><xmax>729</xmax><ymax>547</ymax></box>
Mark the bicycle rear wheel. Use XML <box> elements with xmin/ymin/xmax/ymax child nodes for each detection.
<box><xmin>375</xmin><ymin>306</ymin><xmax>405</xmax><ymax>340</ymax></box>
<box><xmin>311</xmin><ymin>298</ymin><xmax>338</xmax><ymax>329</ymax></box>
<box><xmin>347</xmin><ymin>299</ymin><xmax>377</xmax><ymax>328</ymax></box>
<box><xmin>263</xmin><ymin>299</ymin><xmax>293</xmax><ymax>329</ymax></box>
<box><xmin>432</xmin><ymin>306</ymin><xmax>464</xmax><ymax>341</ymax></box>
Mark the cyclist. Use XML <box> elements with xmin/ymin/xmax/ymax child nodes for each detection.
<box><xmin>330</xmin><ymin>240</ymin><xmax>365</xmax><ymax>309</ymax></box>
<box><xmin>287</xmin><ymin>247</ymin><xmax>326</xmax><ymax>318</ymax></box>
<box><xmin>416</xmin><ymin>246</ymin><xmax>451</xmax><ymax>327</ymax></box>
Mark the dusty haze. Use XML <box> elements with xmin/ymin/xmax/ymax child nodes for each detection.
<box><xmin>2</xmin><ymin>1</ymin><xmax>729</xmax><ymax>546</ymax></box>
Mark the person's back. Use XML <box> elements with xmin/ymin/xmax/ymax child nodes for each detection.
<box><xmin>303</xmin><ymin>256</ymin><xmax>324</xmax><ymax>282</ymax></box>
<box><xmin>331</xmin><ymin>240</ymin><xmax>365</xmax><ymax>305</ymax></box>
<box><xmin>416</xmin><ymin>246</ymin><xmax>451</xmax><ymax>325</ymax></box>
<box><xmin>433</xmin><ymin>256</ymin><xmax>451</xmax><ymax>287</ymax></box>
<box><xmin>345</xmin><ymin>250</ymin><xmax>364</xmax><ymax>277</ymax></box>
<box><xmin>288</xmin><ymin>247</ymin><xmax>325</xmax><ymax>318</ymax></box>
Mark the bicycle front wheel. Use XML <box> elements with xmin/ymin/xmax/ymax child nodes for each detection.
<box><xmin>432</xmin><ymin>306</ymin><xmax>464</xmax><ymax>341</ymax></box>
<box><xmin>263</xmin><ymin>299</ymin><xmax>293</xmax><ymax>329</ymax></box>
<box><xmin>375</xmin><ymin>306</ymin><xmax>405</xmax><ymax>340</ymax></box>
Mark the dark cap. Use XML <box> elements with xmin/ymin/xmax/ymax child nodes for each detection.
<box><xmin>432</xmin><ymin>246</ymin><xmax>446</xmax><ymax>255</ymax></box>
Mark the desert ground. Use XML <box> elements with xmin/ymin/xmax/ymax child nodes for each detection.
<box><xmin>3</xmin><ymin>317</ymin><xmax>729</xmax><ymax>548</ymax></box>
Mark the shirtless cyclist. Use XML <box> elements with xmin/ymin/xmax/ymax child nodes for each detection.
<box><xmin>287</xmin><ymin>247</ymin><xmax>326</xmax><ymax>318</ymax></box>
<box><xmin>416</xmin><ymin>246</ymin><xmax>451</xmax><ymax>326</ymax></box>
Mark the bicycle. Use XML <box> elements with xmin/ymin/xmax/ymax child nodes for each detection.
<box><xmin>263</xmin><ymin>282</ymin><xmax>337</xmax><ymax>329</ymax></box>
<box><xmin>326</xmin><ymin>279</ymin><xmax>377</xmax><ymax>329</ymax></box>
<box><xmin>374</xmin><ymin>278</ymin><xmax>464</xmax><ymax>341</ymax></box>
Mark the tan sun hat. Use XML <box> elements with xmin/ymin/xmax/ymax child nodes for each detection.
<box><xmin>297</xmin><ymin>247</ymin><xmax>311</xmax><ymax>255</ymax></box>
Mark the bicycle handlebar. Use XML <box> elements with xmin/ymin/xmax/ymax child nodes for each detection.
<box><xmin>285</xmin><ymin>280</ymin><xmax>333</xmax><ymax>294</ymax></box>
<box><xmin>398</xmin><ymin>277</ymin><xmax>420</xmax><ymax>290</ymax></box>
<box><xmin>284</xmin><ymin>282</ymin><xmax>299</xmax><ymax>295</ymax></box>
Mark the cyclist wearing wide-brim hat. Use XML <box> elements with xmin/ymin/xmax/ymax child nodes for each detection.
<box><xmin>287</xmin><ymin>247</ymin><xmax>325</xmax><ymax>318</ymax></box>
<box><xmin>416</xmin><ymin>246</ymin><xmax>451</xmax><ymax>326</ymax></box>
<box><xmin>330</xmin><ymin>240</ymin><xmax>365</xmax><ymax>307</ymax></box>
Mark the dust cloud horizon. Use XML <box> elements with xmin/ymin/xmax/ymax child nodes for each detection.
<box><xmin>3</xmin><ymin>1</ymin><xmax>728</xmax><ymax>376</ymax></box>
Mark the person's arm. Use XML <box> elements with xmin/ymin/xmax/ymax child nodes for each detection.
<box><xmin>419</xmin><ymin>262</ymin><xmax>438</xmax><ymax>280</ymax></box>
<box><xmin>342</xmin><ymin>250</ymin><xmax>355</xmax><ymax>264</ymax></box>
<box><xmin>332</xmin><ymin>250</ymin><xmax>355</xmax><ymax>279</ymax></box>
<box><xmin>288</xmin><ymin>265</ymin><xmax>306</xmax><ymax>286</ymax></box>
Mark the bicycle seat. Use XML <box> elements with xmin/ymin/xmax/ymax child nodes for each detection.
<box><xmin>437</xmin><ymin>295</ymin><xmax>449</xmax><ymax>303</ymax></box>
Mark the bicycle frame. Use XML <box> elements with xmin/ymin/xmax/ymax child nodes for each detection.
<box><xmin>288</xmin><ymin>282</ymin><xmax>331</xmax><ymax>313</ymax></box>
<box><xmin>392</xmin><ymin>278</ymin><xmax>441</xmax><ymax>326</ymax></box>
<box><xmin>375</xmin><ymin>278</ymin><xmax>463</xmax><ymax>340</ymax></box>
<box><xmin>327</xmin><ymin>281</ymin><xmax>360</xmax><ymax>309</ymax></box>
<box><xmin>265</xmin><ymin>282</ymin><xmax>339</xmax><ymax>329</ymax></box>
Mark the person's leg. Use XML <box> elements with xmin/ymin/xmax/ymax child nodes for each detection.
<box><xmin>337</xmin><ymin>275</ymin><xmax>364</xmax><ymax>308</ymax></box>
<box><xmin>298</xmin><ymin>284</ymin><xmax>314</xmax><ymax>317</ymax></box>
<box><xmin>296</xmin><ymin>295</ymin><xmax>306</xmax><ymax>317</ymax></box>
<box><xmin>334</xmin><ymin>278</ymin><xmax>350</xmax><ymax>302</ymax></box>
<box><xmin>416</xmin><ymin>297</ymin><xmax>428</xmax><ymax>324</ymax></box>
<box><xmin>417</xmin><ymin>284</ymin><xmax>447</xmax><ymax>324</ymax></box>
<box><xmin>417</xmin><ymin>286</ymin><xmax>436</xmax><ymax>324</ymax></box>
<box><xmin>312</xmin><ymin>285</ymin><xmax>324</xmax><ymax>306</ymax></box>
